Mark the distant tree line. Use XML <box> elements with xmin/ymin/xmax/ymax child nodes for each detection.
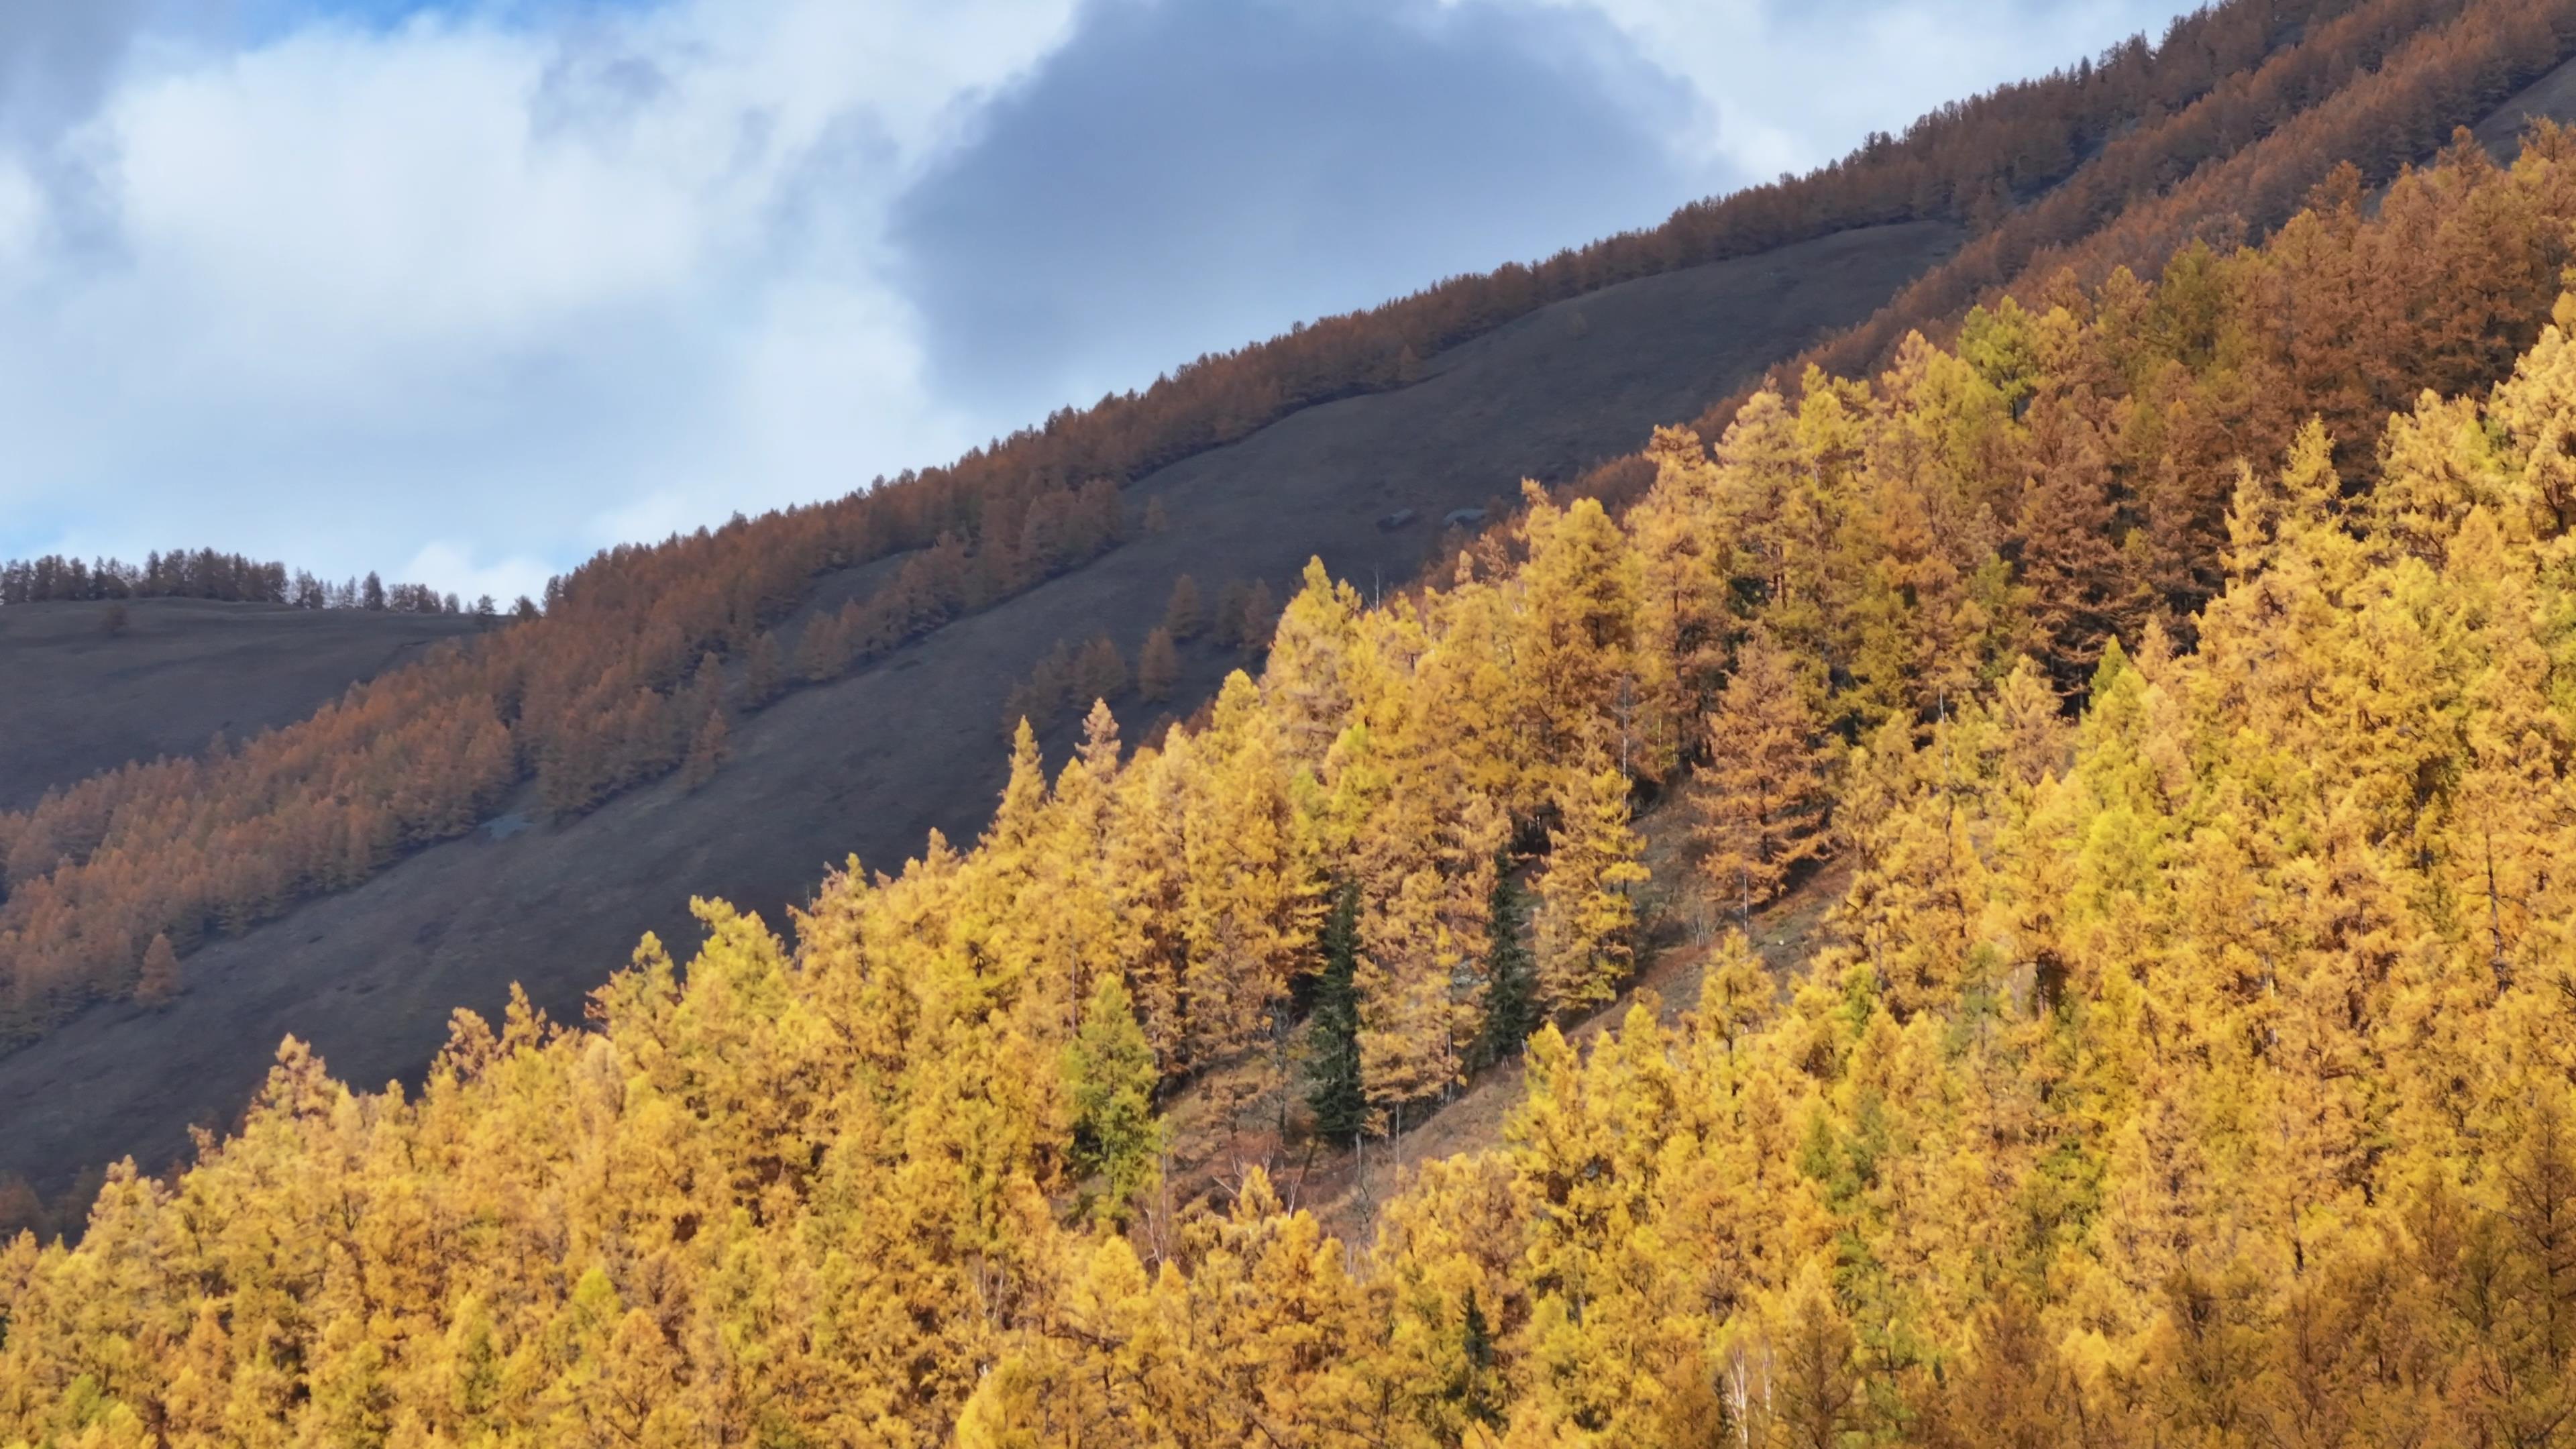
<box><xmin>0</xmin><ymin>548</ymin><xmax>479</xmax><ymax>616</ymax></box>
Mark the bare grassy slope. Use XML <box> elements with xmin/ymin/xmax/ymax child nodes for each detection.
<box><xmin>0</xmin><ymin>220</ymin><xmax>1959</xmax><ymax>1198</ymax></box>
<box><xmin>2473</xmin><ymin>46</ymin><xmax>2576</xmax><ymax>159</ymax></box>
<box><xmin>0</xmin><ymin>599</ymin><xmax>480</xmax><ymax>813</ymax></box>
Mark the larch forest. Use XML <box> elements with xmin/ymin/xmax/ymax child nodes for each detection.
<box><xmin>25</xmin><ymin>3</ymin><xmax>2576</xmax><ymax>1447</ymax></box>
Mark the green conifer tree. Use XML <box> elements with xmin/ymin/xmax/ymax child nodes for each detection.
<box><xmin>1305</xmin><ymin>882</ymin><xmax>1366</xmax><ymax>1144</ymax></box>
<box><xmin>1062</xmin><ymin>973</ymin><xmax>1162</xmax><ymax>1225</ymax></box>
<box><xmin>1471</xmin><ymin>859</ymin><xmax>1537</xmax><ymax>1069</ymax></box>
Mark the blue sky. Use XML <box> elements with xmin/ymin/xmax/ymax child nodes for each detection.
<box><xmin>0</xmin><ymin>0</ymin><xmax>2198</xmax><ymax>602</ymax></box>
<box><xmin>289</xmin><ymin>1</ymin><xmax>460</xmax><ymax>25</ymax></box>
<box><xmin>273</xmin><ymin>1</ymin><xmax>658</xmax><ymax>33</ymax></box>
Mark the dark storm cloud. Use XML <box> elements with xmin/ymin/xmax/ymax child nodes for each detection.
<box><xmin>890</xmin><ymin>0</ymin><xmax>1719</xmax><ymax>421</ymax></box>
<box><xmin>0</xmin><ymin>0</ymin><xmax>153</xmax><ymax>144</ymax></box>
<box><xmin>0</xmin><ymin>0</ymin><xmax>178</xmax><ymax>251</ymax></box>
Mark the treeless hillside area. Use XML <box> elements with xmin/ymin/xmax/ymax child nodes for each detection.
<box><xmin>0</xmin><ymin>600</ymin><xmax>480</xmax><ymax>813</ymax></box>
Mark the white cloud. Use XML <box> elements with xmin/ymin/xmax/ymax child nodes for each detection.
<box><xmin>0</xmin><ymin>0</ymin><xmax>1078</xmax><ymax>592</ymax></box>
<box><xmin>1489</xmin><ymin>0</ymin><xmax>2200</xmax><ymax>180</ymax></box>
<box><xmin>0</xmin><ymin>156</ymin><xmax>44</xmax><ymax>269</ymax></box>
<box><xmin>392</xmin><ymin>539</ymin><xmax>555</xmax><ymax>606</ymax></box>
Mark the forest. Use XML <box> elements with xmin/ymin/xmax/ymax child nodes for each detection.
<box><xmin>0</xmin><ymin>551</ymin><xmax>463</xmax><ymax>614</ymax></box>
<box><xmin>0</xmin><ymin>0</ymin><xmax>2516</xmax><ymax>1059</ymax></box>
<box><xmin>1772</xmin><ymin>0</ymin><xmax>2576</xmax><ymax>389</ymax></box>
<box><xmin>13</xmin><ymin>118</ymin><xmax>2576</xmax><ymax>1444</ymax></box>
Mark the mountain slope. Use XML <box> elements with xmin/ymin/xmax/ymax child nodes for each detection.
<box><xmin>0</xmin><ymin>220</ymin><xmax>1958</xmax><ymax>1199</ymax></box>
<box><xmin>0</xmin><ymin>0</ymin><xmax>2393</xmax><ymax>1061</ymax></box>
<box><xmin>14</xmin><ymin>126</ymin><xmax>2576</xmax><ymax>1442</ymax></box>
<box><xmin>0</xmin><ymin>600</ymin><xmax>478</xmax><ymax>814</ymax></box>
<box><xmin>2476</xmin><ymin>38</ymin><xmax>2576</xmax><ymax>156</ymax></box>
<box><xmin>14</xmin><ymin>0</ymin><xmax>2576</xmax><ymax>1211</ymax></box>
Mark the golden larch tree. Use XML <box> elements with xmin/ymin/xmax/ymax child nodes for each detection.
<box><xmin>1532</xmin><ymin>759</ymin><xmax>1650</xmax><ymax>1018</ymax></box>
<box><xmin>135</xmin><ymin>932</ymin><xmax>180</xmax><ymax>1006</ymax></box>
<box><xmin>1693</xmin><ymin>627</ymin><xmax>1831</xmax><ymax>920</ymax></box>
<box><xmin>1138</xmin><ymin>625</ymin><xmax>1179</xmax><ymax>703</ymax></box>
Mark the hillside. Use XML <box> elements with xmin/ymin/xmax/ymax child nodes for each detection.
<box><xmin>10</xmin><ymin>0</ymin><xmax>2576</xmax><ymax>1220</ymax></box>
<box><xmin>0</xmin><ymin>599</ymin><xmax>480</xmax><ymax>813</ymax></box>
<box><xmin>13</xmin><ymin>119</ymin><xmax>2576</xmax><ymax>1442</ymax></box>
<box><xmin>0</xmin><ymin>220</ymin><xmax>1958</xmax><ymax>1201</ymax></box>
<box><xmin>1</xmin><ymin>0</ymin><xmax>2425</xmax><ymax>1072</ymax></box>
<box><xmin>2479</xmin><ymin>34</ymin><xmax>2576</xmax><ymax>156</ymax></box>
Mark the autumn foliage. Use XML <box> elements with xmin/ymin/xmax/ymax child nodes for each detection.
<box><xmin>0</xmin><ymin>0</ymin><xmax>2509</xmax><ymax>1061</ymax></box>
<box><xmin>19</xmin><ymin>115</ymin><xmax>2576</xmax><ymax>1442</ymax></box>
<box><xmin>1719</xmin><ymin>0</ymin><xmax>2576</xmax><ymax>439</ymax></box>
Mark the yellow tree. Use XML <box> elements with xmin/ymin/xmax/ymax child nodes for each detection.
<box><xmin>1532</xmin><ymin>760</ymin><xmax>1650</xmax><ymax>1019</ymax></box>
<box><xmin>1515</xmin><ymin>483</ymin><xmax>1642</xmax><ymax>775</ymax></box>
<box><xmin>1624</xmin><ymin>425</ymin><xmax>1735</xmax><ymax>780</ymax></box>
<box><xmin>1105</xmin><ymin>735</ymin><xmax>1193</xmax><ymax>1071</ymax></box>
<box><xmin>1838</xmin><ymin>335</ymin><xmax>2014</xmax><ymax>728</ymax></box>
<box><xmin>1263</xmin><ymin>557</ymin><xmax>1364</xmax><ymax>773</ymax></box>
<box><xmin>1693</xmin><ymin>627</ymin><xmax>1832</xmax><ymax>922</ymax></box>
<box><xmin>1179</xmin><ymin>672</ymin><xmax>1322</xmax><ymax>1121</ymax></box>
<box><xmin>2484</xmin><ymin>315</ymin><xmax>2576</xmax><ymax>541</ymax></box>
<box><xmin>1019</xmin><ymin>702</ymin><xmax>1127</xmax><ymax>1041</ymax></box>
<box><xmin>1356</xmin><ymin>866</ymin><xmax>1468</xmax><ymax>1125</ymax></box>
<box><xmin>2015</xmin><ymin>388</ymin><xmax>2140</xmax><ymax>688</ymax></box>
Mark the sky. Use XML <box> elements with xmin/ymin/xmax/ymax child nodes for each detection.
<box><xmin>0</xmin><ymin>0</ymin><xmax>2200</xmax><ymax>604</ymax></box>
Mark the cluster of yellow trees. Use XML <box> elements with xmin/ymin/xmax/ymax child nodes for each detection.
<box><xmin>19</xmin><ymin>141</ymin><xmax>2576</xmax><ymax>1444</ymax></box>
<box><xmin>2</xmin><ymin>0</ymin><xmax>2535</xmax><ymax>1055</ymax></box>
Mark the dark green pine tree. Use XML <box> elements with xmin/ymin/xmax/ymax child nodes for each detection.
<box><xmin>1305</xmin><ymin>881</ymin><xmax>1366</xmax><ymax>1143</ymax></box>
<box><xmin>1450</xmin><ymin>1292</ymin><xmax>1505</xmax><ymax>1432</ymax></box>
<box><xmin>1472</xmin><ymin>859</ymin><xmax>1537</xmax><ymax>1070</ymax></box>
